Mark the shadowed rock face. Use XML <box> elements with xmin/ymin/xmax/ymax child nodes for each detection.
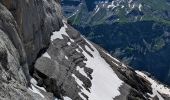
<box><xmin>0</xmin><ymin>1</ymin><xmax>58</xmax><ymax>99</ymax></box>
<box><xmin>1</xmin><ymin>0</ymin><xmax>63</xmax><ymax>66</ymax></box>
<box><xmin>0</xmin><ymin>0</ymin><xmax>62</xmax><ymax>99</ymax></box>
<box><xmin>0</xmin><ymin>0</ymin><xmax>170</xmax><ymax>100</ymax></box>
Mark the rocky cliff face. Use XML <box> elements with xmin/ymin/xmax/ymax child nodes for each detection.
<box><xmin>1</xmin><ymin>0</ymin><xmax>63</xmax><ymax>65</ymax></box>
<box><xmin>0</xmin><ymin>0</ymin><xmax>170</xmax><ymax>100</ymax></box>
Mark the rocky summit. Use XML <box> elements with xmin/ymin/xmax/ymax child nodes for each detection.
<box><xmin>0</xmin><ymin>0</ymin><xmax>170</xmax><ymax>100</ymax></box>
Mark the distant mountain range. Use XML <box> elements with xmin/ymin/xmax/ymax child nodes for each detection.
<box><xmin>62</xmin><ymin>0</ymin><xmax>170</xmax><ymax>26</ymax></box>
<box><xmin>61</xmin><ymin>0</ymin><xmax>170</xmax><ymax>85</ymax></box>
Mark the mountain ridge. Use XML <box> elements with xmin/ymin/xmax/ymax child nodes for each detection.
<box><xmin>62</xmin><ymin>0</ymin><xmax>170</xmax><ymax>26</ymax></box>
<box><xmin>0</xmin><ymin>0</ymin><xmax>169</xmax><ymax>100</ymax></box>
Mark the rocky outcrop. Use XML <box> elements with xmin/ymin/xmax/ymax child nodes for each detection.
<box><xmin>33</xmin><ymin>24</ymin><xmax>93</xmax><ymax>99</ymax></box>
<box><xmin>0</xmin><ymin>2</ymin><xmax>57</xmax><ymax>99</ymax></box>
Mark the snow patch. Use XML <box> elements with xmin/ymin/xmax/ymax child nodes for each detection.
<box><xmin>30</xmin><ymin>78</ymin><xmax>46</xmax><ymax>92</ymax></box>
<box><xmin>121</xmin><ymin>63</ymin><xmax>127</xmax><ymax>68</ymax></box>
<box><xmin>79</xmin><ymin>92</ymin><xmax>87</xmax><ymax>100</ymax></box>
<box><xmin>65</xmin><ymin>56</ymin><xmax>68</xmax><ymax>60</ymax></box>
<box><xmin>42</xmin><ymin>52</ymin><xmax>51</xmax><ymax>59</ymax></box>
<box><xmin>132</xmin><ymin>4</ymin><xmax>135</xmax><ymax>9</ymax></box>
<box><xmin>94</xmin><ymin>6</ymin><xmax>100</xmax><ymax>14</ymax></box>
<box><xmin>30</xmin><ymin>78</ymin><xmax>38</xmax><ymax>85</ymax></box>
<box><xmin>67</xmin><ymin>42</ymin><xmax>71</xmax><ymax>45</ymax></box>
<box><xmin>51</xmin><ymin>21</ymin><xmax>74</xmax><ymax>42</ymax></box>
<box><xmin>107</xmin><ymin>1</ymin><xmax>116</xmax><ymax>9</ymax></box>
<box><xmin>136</xmin><ymin>71</ymin><xmax>170</xmax><ymax>99</ymax></box>
<box><xmin>72</xmin><ymin>74</ymin><xmax>90</xmax><ymax>96</ymax></box>
<box><xmin>139</xmin><ymin>4</ymin><xmax>142</xmax><ymax>11</ymax></box>
<box><xmin>29</xmin><ymin>78</ymin><xmax>47</xmax><ymax>98</ymax></box>
<box><xmin>76</xmin><ymin>66</ymin><xmax>88</xmax><ymax>78</ymax></box>
<box><xmin>121</xmin><ymin>5</ymin><xmax>124</xmax><ymax>8</ymax></box>
<box><xmin>76</xmin><ymin>48</ymin><xmax>81</xmax><ymax>53</ymax></box>
<box><xmin>29</xmin><ymin>84</ymin><xmax>45</xmax><ymax>98</ymax></box>
<box><xmin>85</xmin><ymin>45</ymin><xmax>93</xmax><ymax>55</ymax></box>
<box><xmin>112</xmin><ymin>61</ymin><xmax>119</xmax><ymax>66</ymax></box>
<box><xmin>68</xmin><ymin>9</ymin><xmax>79</xmax><ymax>19</ymax></box>
<box><xmin>63</xmin><ymin>96</ymin><xmax>72</xmax><ymax>100</ymax></box>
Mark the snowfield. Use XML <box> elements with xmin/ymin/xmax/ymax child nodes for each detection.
<box><xmin>75</xmin><ymin>37</ymin><xmax>123</xmax><ymax>100</ymax></box>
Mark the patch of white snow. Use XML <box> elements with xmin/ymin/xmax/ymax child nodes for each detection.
<box><xmin>112</xmin><ymin>61</ymin><xmax>119</xmax><ymax>66</ymax></box>
<box><xmin>63</xmin><ymin>96</ymin><xmax>72</xmax><ymax>100</ymax></box>
<box><xmin>51</xmin><ymin>21</ymin><xmax>74</xmax><ymax>42</ymax></box>
<box><xmin>67</xmin><ymin>42</ymin><xmax>71</xmax><ymax>45</ymax></box>
<box><xmin>74</xmin><ymin>37</ymin><xmax>123</xmax><ymax>100</ymax></box>
<box><xmin>30</xmin><ymin>78</ymin><xmax>47</xmax><ymax>92</ymax></box>
<box><xmin>107</xmin><ymin>1</ymin><xmax>116</xmax><ymax>9</ymax></box>
<box><xmin>76</xmin><ymin>66</ymin><xmax>88</xmax><ymax>78</ymax></box>
<box><xmin>65</xmin><ymin>56</ymin><xmax>68</xmax><ymax>60</ymax></box>
<box><xmin>136</xmin><ymin>71</ymin><xmax>170</xmax><ymax>99</ymax></box>
<box><xmin>29</xmin><ymin>84</ymin><xmax>45</xmax><ymax>98</ymax></box>
<box><xmin>76</xmin><ymin>48</ymin><xmax>81</xmax><ymax>53</ymax></box>
<box><xmin>139</xmin><ymin>4</ymin><xmax>142</xmax><ymax>11</ymax></box>
<box><xmin>42</xmin><ymin>52</ymin><xmax>51</xmax><ymax>59</ymax></box>
<box><xmin>95</xmin><ymin>7</ymin><xmax>100</xmax><ymax>14</ymax></box>
<box><xmin>72</xmin><ymin>74</ymin><xmax>90</xmax><ymax>96</ymax></box>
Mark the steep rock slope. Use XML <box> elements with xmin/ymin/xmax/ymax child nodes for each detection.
<box><xmin>34</xmin><ymin>20</ymin><xmax>170</xmax><ymax>100</ymax></box>
<box><xmin>0</xmin><ymin>0</ymin><xmax>170</xmax><ymax>100</ymax></box>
